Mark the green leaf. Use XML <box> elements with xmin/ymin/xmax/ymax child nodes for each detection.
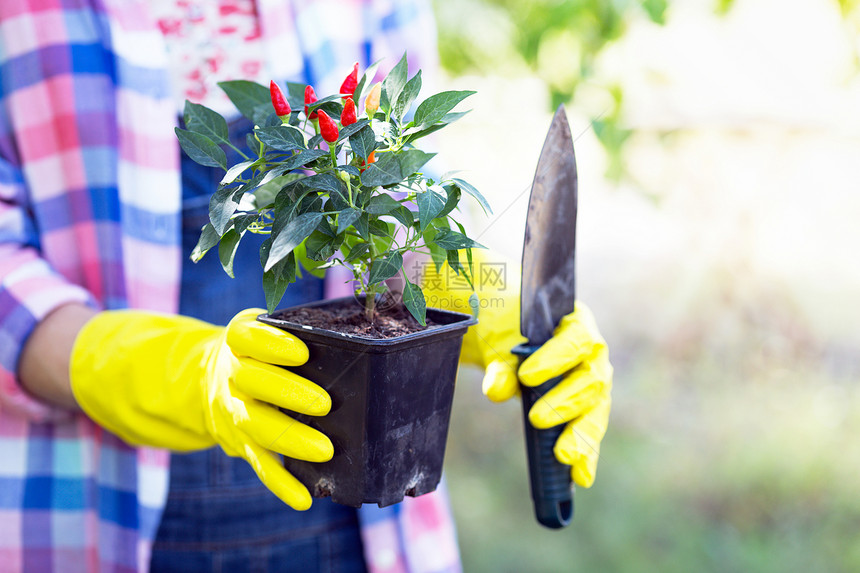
<box><xmin>433</xmin><ymin>228</ymin><xmax>485</xmax><ymax>250</ymax></box>
<box><xmin>354</xmin><ymin>213</ymin><xmax>370</xmax><ymax>240</ymax></box>
<box><xmin>402</xmin><ymin>278</ymin><xmax>427</xmax><ymax>325</ymax></box>
<box><xmin>468</xmin><ymin>292</ymin><xmax>480</xmax><ymax>319</ymax></box>
<box><xmin>183</xmin><ymin>101</ymin><xmax>229</xmax><ymax>144</ymax></box>
<box><xmin>293</xmin><ymin>242</ymin><xmax>327</xmax><ymax>278</ymax></box>
<box><xmin>175</xmin><ymin>128</ymin><xmax>226</xmax><ymax>169</ymax></box>
<box><xmin>368</xmin><ymin>251</ymin><xmax>403</xmax><ymax>285</ymax></box>
<box><xmin>381</xmin><ymin>52</ymin><xmax>409</xmax><ymax>115</ymax></box>
<box><xmin>246</xmin><ymin>132</ymin><xmax>262</xmax><ymax>156</ymax></box>
<box><xmin>342</xmin><ymin>166</ymin><xmax>362</xmax><ymax>178</ymax></box>
<box><xmin>354</xmin><ymin>59</ymin><xmax>382</xmax><ymax>104</ymax></box>
<box><xmin>349</xmin><ymin>124</ymin><xmax>377</xmax><ymax>161</ymax></box>
<box><xmin>345</xmin><ymin>242</ymin><xmax>370</xmax><ymax>263</ymax></box>
<box><xmin>428</xmin><ymin>241</ymin><xmax>446</xmax><ymax>272</ymax></box>
<box><xmin>365</xmin><ymin>194</ymin><xmax>402</xmax><ymax>215</ymax></box>
<box><xmin>307</xmin><ymin>97</ymin><xmax>344</xmax><ymax>119</ymax></box>
<box><xmin>446</xmin><ymin>249</ymin><xmax>474</xmax><ymax>289</ymax></box>
<box><xmin>417</xmin><ymin>189</ymin><xmax>445</xmax><ymax>233</ymax></box>
<box><xmin>218</xmin><ymin>80</ymin><xmax>271</xmax><ymax>122</ymax></box>
<box><xmin>256</xmin><ymin>110</ymin><xmax>282</xmax><ymax>128</ymax></box>
<box><xmin>369</xmin><ymin>219</ymin><xmax>393</xmax><ymax>238</ymax></box>
<box><xmin>191</xmin><ymin>223</ymin><xmax>219</xmax><ymax>262</ymax></box>
<box><xmin>232</xmin><ymin>213</ymin><xmax>257</xmax><ymax>235</ymax></box>
<box><xmin>421</xmin><ymin>227</ymin><xmax>447</xmax><ymax>272</ymax></box>
<box><xmin>303</xmin><ymin>173</ymin><xmax>344</xmax><ymax>195</ymax></box>
<box><xmin>255</xmin><ymin>125</ymin><xmax>306</xmax><ymax>151</ymax></box>
<box><xmin>446</xmin><ymin>248</ymin><xmax>461</xmax><ymax>275</ymax></box>
<box><xmin>643</xmin><ymin>0</ymin><xmax>668</xmax><ymax>24</ymax></box>
<box><xmin>304</xmin><ymin>230</ymin><xmax>343</xmax><ymax>261</ymax></box>
<box><xmin>413</xmin><ymin>91</ymin><xmax>476</xmax><ymax>129</ymax></box>
<box><xmin>451</xmin><ymin>178</ymin><xmax>492</xmax><ymax>215</ymax></box>
<box><xmin>265</xmin><ymin>212</ymin><xmax>323</xmax><ymax>271</ymax></box>
<box><xmin>438</xmin><ymin>185</ymin><xmax>461</xmax><ymax>218</ymax></box>
<box><xmin>390</xmin><ymin>206</ymin><xmax>415</xmax><ymax>228</ymax></box>
<box><xmin>260</xmin><ymin>240</ymin><xmax>297</xmax><ymax>314</ymax></box>
<box><xmin>308</xmin><ymin>93</ymin><xmax>345</xmax><ymax>108</ymax></box>
<box><xmin>337</xmin><ymin>208</ymin><xmax>361</xmax><ymax>233</ymax></box>
<box><xmin>370</xmin><ymin>220</ymin><xmax>395</xmax><ymax>254</ymax></box>
<box><xmin>208</xmin><ymin>174</ymin><xmax>263</xmax><ymax>235</ymax></box>
<box><xmin>285</xmin><ymin>82</ymin><xmax>307</xmax><ymax>108</ymax></box>
<box><xmin>208</xmin><ymin>185</ymin><xmax>240</xmax><ymax>235</ymax></box>
<box><xmin>220</xmin><ymin>160</ymin><xmax>255</xmax><ymax>186</ymax></box>
<box><xmin>338</xmin><ymin>119</ymin><xmax>370</xmax><ymax>141</ymax></box>
<box><xmin>455</xmin><ymin>219</ymin><xmax>476</xmax><ymax>279</ymax></box>
<box><xmin>253</xmin><ymin>173</ymin><xmax>304</xmax><ymax>209</ymax></box>
<box><xmin>402</xmin><ymin>111</ymin><xmax>470</xmax><ymax>145</ymax></box>
<box><xmin>398</xmin><ymin>149</ymin><xmax>435</xmax><ymax>178</ymax></box>
<box><xmin>403</xmin><ymin>112</ymin><xmax>469</xmax><ymax>137</ymax></box>
<box><xmin>270</xmin><ymin>149</ymin><xmax>329</xmax><ymax>174</ymax></box>
<box><xmin>360</xmin><ymin>152</ymin><xmax>402</xmax><ymax>187</ymax></box>
<box><xmin>315</xmin><ymin>215</ymin><xmax>336</xmax><ymax>237</ymax></box>
<box><xmin>302</xmin><ymin>173</ymin><xmax>350</xmax><ymax>209</ymax></box>
<box><xmin>218</xmin><ymin>228</ymin><xmax>242</xmax><ymax>278</ymax></box>
<box><xmin>296</xmin><ymin>194</ymin><xmax>323</xmax><ymax>217</ymax></box>
<box><xmin>394</xmin><ymin>70</ymin><xmax>422</xmax><ymax>122</ymax></box>
<box><xmin>403</xmin><ymin>111</ymin><xmax>469</xmax><ymax>143</ymax></box>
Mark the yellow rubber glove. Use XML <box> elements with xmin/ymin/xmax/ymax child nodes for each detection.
<box><xmin>69</xmin><ymin>308</ymin><xmax>332</xmax><ymax>510</ymax></box>
<box><xmin>420</xmin><ymin>252</ymin><xmax>612</xmax><ymax>488</ymax></box>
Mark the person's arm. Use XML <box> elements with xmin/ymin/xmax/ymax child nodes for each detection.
<box><xmin>0</xmin><ymin>165</ymin><xmax>95</xmax><ymax>420</ymax></box>
<box><xmin>17</xmin><ymin>303</ymin><xmax>96</xmax><ymax>410</ymax></box>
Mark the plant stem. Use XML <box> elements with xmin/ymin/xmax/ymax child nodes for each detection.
<box><xmin>226</xmin><ymin>142</ymin><xmax>250</xmax><ymax>160</ymax></box>
<box><xmin>364</xmin><ymin>285</ymin><xmax>376</xmax><ymax>322</ymax></box>
<box><xmin>329</xmin><ymin>143</ymin><xmax>338</xmax><ymax>168</ymax></box>
<box><xmin>345</xmin><ymin>175</ymin><xmax>354</xmax><ymax>207</ymax></box>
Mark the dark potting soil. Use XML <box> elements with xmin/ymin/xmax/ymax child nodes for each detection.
<box><xmin>273</xmin><ymin>300</ymin><xmax>437</xmax><ymax>339</ymax></box>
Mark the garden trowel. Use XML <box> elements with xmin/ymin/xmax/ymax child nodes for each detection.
<box><xmin>512</xmin><ymin>105</ymin><xmax>578</xmax><ymax>529</ymax></box>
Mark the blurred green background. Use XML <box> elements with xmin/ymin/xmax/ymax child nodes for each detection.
<box><xmin>430</xmin><ymin>0</ymin><xmax>860</xmax><ymax>570</ymax></box>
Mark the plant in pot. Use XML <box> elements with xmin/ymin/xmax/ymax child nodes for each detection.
<box><xmin>175</xmin><ymin>55</ymin><xmax>491</xmax><ymax>507</ymax></box>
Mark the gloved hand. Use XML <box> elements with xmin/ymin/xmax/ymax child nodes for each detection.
<box><xmin>420</xmin><ymin>253</ymin><xmax>612</xmax><ymax>487</ymax></box>
<box><xmin>495</xmin><ymin>303</ymin><xmax>612</xmax><ymax>488</ymax></box>
<box><xmin>69</xmin><ymin>308</ymin><xmax>332</xmax><ymax>510</ymax></box>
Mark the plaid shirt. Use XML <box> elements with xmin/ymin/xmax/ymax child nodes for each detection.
<box><xmin>0</xmin><ymin>1</ymin><xmax>459</xmax><ymax>571</ymax></box>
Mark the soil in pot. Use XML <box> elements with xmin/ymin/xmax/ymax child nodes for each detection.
<box><xmin>276</xmin><ymin>299</ymin><xmax>437</xmax><ymax>339</ymax></box>
<box><xmin>259</xmin><ymin>296</ymin><xmax>476</xmax><ymax>507</ymax></box>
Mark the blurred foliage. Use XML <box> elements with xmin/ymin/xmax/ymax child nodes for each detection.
<box><xmin>433</xmin><ymin>0</ymin><xmax>670</xmax><ymax>181</ymax></box>
<box><xmin>715</xmin><ymin>0</ymin><xmax>735</xmax><ymax>16</ymax></box>
<box><xmin>837</xmin><ymin>0</ymin><xmax>860</xmax><ymax>69</ymax></box>
<box><xmin>434</xmin><ymin>0</ymin><xmax>667</xmax><ymax>107</ymax></box>
<box><xmin>431</xmin><ymin>0</ymin><xmax>765</xmax><ymax>181</ymax></box>
<box><xmin>447</xmin><ymin>348</ymin><xmax>860</xmax><ymax>572</ymax></box>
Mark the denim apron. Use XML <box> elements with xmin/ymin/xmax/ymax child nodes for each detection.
<box><xmin>150</xmin><ymin>119</ymin><xmax>366</xmax><ymax>573</ymax></box>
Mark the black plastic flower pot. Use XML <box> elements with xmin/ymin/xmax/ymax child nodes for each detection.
<box><xmin>257</xmin><ymin>296</ymin><xmax>476</xmax><ymax>507</ymax></box>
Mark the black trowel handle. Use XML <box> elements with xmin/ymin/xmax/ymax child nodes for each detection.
<box><xmin>512</xmin><ymin>344</ymin><xmax>574</xmax><ymax>529</ymax></box>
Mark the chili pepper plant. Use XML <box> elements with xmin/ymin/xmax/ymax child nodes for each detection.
<box><xmin>175</xmin><ymin>54</ymin><xmax>490</xmax><ymax>325</ymax></box>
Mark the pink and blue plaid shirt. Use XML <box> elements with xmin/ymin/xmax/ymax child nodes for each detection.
<box><xmin>0</xmin><ymin>1</ymin><xmax>459</xmax><ymax>571</ymax></box>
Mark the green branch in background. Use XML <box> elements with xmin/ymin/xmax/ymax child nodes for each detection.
<box><xmin>432</xmin><ymin>0</ymin><xmax>693</xmax><ymax>181</ymax></box>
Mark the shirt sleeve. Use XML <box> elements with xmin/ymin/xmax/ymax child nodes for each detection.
<box><xmin>0</xmin><ymin>153</ymin><xmax>96</xmax><ymax>421</ymax></box>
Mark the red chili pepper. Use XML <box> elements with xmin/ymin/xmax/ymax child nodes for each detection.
<box><xmin>304</xmin><ymin>85</ymin><xmax>318</xmax><ymax>119</ymax></box>
<box><xmin>318</xmin><ymin>110</ymin><xmax>339</xmax><ymax>143</ymax></box>
<box><xmin>269</xmin><ymin>80</ymin><xmax>291</xmax><ymax>118</ymax></box>
<box><xmin>340</xmin><ymin>62</ymin><xmax>359</xmax><ymax>99</ymax></box>
<box><xmin>341</xmin><ymin>97</ymin><xmax>357</xmax><ymax>126</ymax></box>
<box><xmin>359</xmin><ymin>150</ymin><xmax>376</xmax><ymax>172</ymax></box>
